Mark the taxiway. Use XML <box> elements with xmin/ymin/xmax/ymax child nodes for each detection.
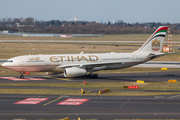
<box><xmin>0</xmin><ymin>71</ymin><xmax>179</xmax><ymax>83</ymax></box>
<box><xmin>0</xmin><ymin>94</ymin><xmax>180</xmax><ymax>119</ymax></box>
<box><xmin>0</xmin><ymin>72</ymin><xmax>180</xmax><ymax>119</ymax></box>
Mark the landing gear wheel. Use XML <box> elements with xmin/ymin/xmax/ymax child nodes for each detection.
<box><xmin>86</xmin><ymin>74</ymin><xmax>93</xmax><ymax>79</ymax></box>
<box><xmin>20</xmin><ymin>72</ymin><xmax>24</xmax><ymax>79</ymax></box>
<box><xmin>93</xmin><ymin>74</ymin><xmax>98</xmax><ymax>79</ymax></box>
<box><xmin>86</xmin><ymin>74</ymin><xmax>98</xmax><ymax>79</ymax></box>
<box><xmin>20</xmin><ymin>75</ymin><xmax>24</xmax><ymax>79</ymax></box>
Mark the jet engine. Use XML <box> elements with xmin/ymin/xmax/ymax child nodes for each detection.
<box><xmin>64</xmin><ymin>67</ymin><xmax>87</xmax><ymax>77</ymax></box>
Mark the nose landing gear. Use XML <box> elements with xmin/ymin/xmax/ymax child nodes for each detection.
<box><xmin>19</xmin><ymin>72</ymin><xmax>24</xmax><ymax>79</ymax></box>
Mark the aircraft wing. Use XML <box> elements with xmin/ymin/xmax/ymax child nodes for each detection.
<box><xmin>56</xmin><ymin>53</ymin><xmax>159</xmax><ymax>69</ymax></box>
<box><xmin>56</xmin><ymin>61</ymin><xmax>140</xmax><ymax>69</ymax></box>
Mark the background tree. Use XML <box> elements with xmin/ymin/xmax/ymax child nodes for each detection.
<box><xmin>24</xmin><ymin>17</ymin><xmax>34</xmax><ymax>25</ymax></box>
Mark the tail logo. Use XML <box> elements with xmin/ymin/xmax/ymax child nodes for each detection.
<box><xmin>152</xmin><ymin>39</ymin><xmax>160</xmax><ymax>51</ymax></box>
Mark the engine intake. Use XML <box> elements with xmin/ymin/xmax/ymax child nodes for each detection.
<box><xmin>64</xmin><ymin>67</ymin><xmax>87</xmax><ymax>77</ymax></box>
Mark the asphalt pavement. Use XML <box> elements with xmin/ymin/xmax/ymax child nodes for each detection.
<box><xmin>0</xmin><ymin>94</ymin><xmax>180</xmax><ymax>119</ymax></box>
<box><xmin>0</xmin><ymin>72</ymin><xmax>180</xmax><ymax>119</ymax></box>
<box><xmin>0</xmin><ymin>71</ymin><xmax>179</xmax><ymax>83</ymax></box>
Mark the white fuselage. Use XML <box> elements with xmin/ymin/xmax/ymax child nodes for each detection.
<box><xmin>2</xmin><ymin>52</ymin><xmax>148</xmax><ymax>73</ymax></box>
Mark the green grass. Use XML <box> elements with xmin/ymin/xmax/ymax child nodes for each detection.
<box><xmin>0</xmin><ymin>89</ymin><xmax>82</xmax><ymax>95</ymax></box>
<box><xmin>1</xmin><ymin>34</ymin><xmax>180</xmax><ymax>59</ymax></box>
<box><xmin>1</xmin><ymin>34</ymin><xmax>180</xmax><ymax>41</ymax></box>
<box><xmin>0</xmin><ymin>34</ymin><xmax>179</xmax><ymax>42</ymax></box>
<box><xmin>0</xmin><ymin>81</ymin><xmax>180</xmax><ymax>91</ymax></box>
<box><xmin>0</xmin><ymin>81</ymin><xmax>179</xmax><ymax>96</ymax></box>
<box><xmin>0</xmin><ymin>34</ymin><xmax>150</xmax><ymax>41</ymax></box>
<box><xmin>0</xmin><ymin>89</ymin><xmax>179</xmax><ymax>96</ymax></box>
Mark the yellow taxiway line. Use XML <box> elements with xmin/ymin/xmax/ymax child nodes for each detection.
<box><xmin>56</xmin><ymin>78</ymin><xmax>72</xmax><ymax>81</ymax></box>
<box><xmin>43</xmin><ymin>97</ymin><xmax>62</xmax><ymax>106</ymax></box>
<box><xmin>44</xmin><ymin>76</ymin><xmax>72</xmax><ymax>81</ymax></box>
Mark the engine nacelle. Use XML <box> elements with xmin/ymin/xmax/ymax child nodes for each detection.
<box><xmin>64</xmin><ymin>67</ymin><xmax>87</xmax><ymax>77</ymax></box>
<box><xmin>46</xmin><ymin>72</ymin><xmax>60</xmax><ymax>75</ymax></box>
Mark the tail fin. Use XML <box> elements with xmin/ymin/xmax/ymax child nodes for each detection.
<box><xmin>134</xmin><ymin>26</ymin><xmax>168</xmax><ymax>53</ymax></box>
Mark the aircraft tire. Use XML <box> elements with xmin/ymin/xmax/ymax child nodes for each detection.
<box><xmin>87</xmin><ymin>74</ymin><xmax>93</xmax><ymax>79</ymax></box>
<box><xmin>93</xmin><ymin>74</ymin><xmax>98</xmax><ymax>79</ymax></box>
<box><xmin>20</xmin><ymin>75</ymin><xmax>24</xmax><ymax>79</ymax></box>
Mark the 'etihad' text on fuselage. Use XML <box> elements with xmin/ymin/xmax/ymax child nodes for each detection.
<box><xmin>50</xmin><ymin>55</ymin><xmax>98</xmax><ymax>62</ymax></box>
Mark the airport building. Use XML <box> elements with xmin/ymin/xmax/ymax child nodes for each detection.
<box><xmin>3</xmin><ymin>30</ymin><xmax>13</xmax><ymax>33</ymax></box>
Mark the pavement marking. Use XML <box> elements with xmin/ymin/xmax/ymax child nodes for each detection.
<box><xmin>64</xmin><ymin>98</ymin><xmax>89</xmax><ymax>102</ymax></box>
<box><xmin>24</xmin><ymin>98</ymin><xmax>49</xmax><ymax>101</ymax></box>
<box><xmin>168</xmin><ymin>94</ymin><xmax>180</xmax><ymax>99</ymax></box>
<box><xmin>57</xmin><ymin>98</ymin><xmax>89</xmax><ymax>105</ymax></box>
<box><xmin>120</xmin><ymin>99</ymin><xmax>130</xmax><ymax>107</ymax></box>
<box><xmin>56</xmin><ymin>78</ymin><xmax>72</xmax><ymax>81</ymax></box>
<box><xmin>43</xmin><ymin>97</ymin><xmax>62</xmax><ymax>106</ymax></box>
<box><xmin>14</xmin><ymin>98</ymin><xmax>49</xmax><ymax>105</ymax></box>
<box><xmin>44</xmin><ymin>76</ymin><xmax>72</xmax><ymax>81</ymax></box>
<box><xmin>0</xmin><ymin>77</ymin><xmax>46</xmax><ymax>81</ymax></box>
<box><xmin>57</xmin><ymin>101</ymin><xmax>84</xmax><ymax>105</ymax></box>
<box><xmin>15</xmin><ymin>100</ymin><xmax>42</xmax><ymax>104</ymax></box>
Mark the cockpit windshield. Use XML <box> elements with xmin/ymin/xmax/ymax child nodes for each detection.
<box><xmin>6</xmin><ymin>60</ymin><xmax>13</xmax><ymax>63</ymax></box>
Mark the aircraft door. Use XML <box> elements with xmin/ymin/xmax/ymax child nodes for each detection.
<box><xmin>19</xmin><ymin>58</ymin><xmax>24</xmax><ymax>65</ymax></box>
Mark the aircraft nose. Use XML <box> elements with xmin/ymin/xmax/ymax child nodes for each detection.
<box><xmin>2</xmin><ymin>62</ymin><xmax>6</xmax><ymax>67</ymax></box>
<box><xmin>1</xmin><ymin>59</ymin><xmax>7</xmax><ymax>67</ymax></box>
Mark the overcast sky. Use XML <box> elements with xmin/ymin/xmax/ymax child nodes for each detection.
<box><xmin>0</xmin><ymin>0</ymin><xmax>180</xmax><ymax>23</ymax></box>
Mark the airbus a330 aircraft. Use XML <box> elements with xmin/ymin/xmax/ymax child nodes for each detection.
<box><xmin>2</xmin><ymin>26</ymin><xmax>168</xmax><ymax>79</ymax></box>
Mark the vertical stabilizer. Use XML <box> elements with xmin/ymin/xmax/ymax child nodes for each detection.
<box><xmin>134</xmin><ymin>26</ymin><xmax>168</xmax><ymax>53</ymax></box>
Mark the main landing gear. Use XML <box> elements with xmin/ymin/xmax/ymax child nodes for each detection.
<box><xmin>20</xmin><ymin>72</ymin><xmax>24</xmax><ymax>79</ymax></box>
<box><xmin>86</xmin><ymin>74</ymin><xmax>98</xmax><ymax>79</ymax></box>
<box><xmin>86</xmin><ymin>69</ymin><xmax>98</xmax><ymax>79</ymax></box>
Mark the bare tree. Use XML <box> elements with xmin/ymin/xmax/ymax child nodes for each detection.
<box><xmin>7</xmin><ymin>18</ymin><xmax>12</xmax><ymax>23</ymax></box>
<box><xmin>25</xmin><ymin>17</ymin><xmax>34</xmax><ymax>25</ymax></box>
<box><xmin>13</xmin><ymin>18</ymin><xmax>21</xmax><ymax>23</ymax></box>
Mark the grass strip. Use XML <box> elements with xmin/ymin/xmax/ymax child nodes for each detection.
<box><xmin>0</xmin><ymin>89</ymin><xmax>179</xmax><ymax>96</ymax></box>
<box><xmin>0</xmin><ymin>81</ymin><xmax>180</xmax><ymax>91</ymax></box>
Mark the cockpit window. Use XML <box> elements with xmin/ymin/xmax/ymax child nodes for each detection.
<box><xmin>6</xmin><ymin>60</ymin><xmax>13</xmax><ymax>63</ymax></box>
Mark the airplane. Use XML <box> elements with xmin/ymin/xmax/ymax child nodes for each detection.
<box><xmin>2</xmin><ymin>26</ymin><xmax>169</xmax><ymax>79</ymax></box>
